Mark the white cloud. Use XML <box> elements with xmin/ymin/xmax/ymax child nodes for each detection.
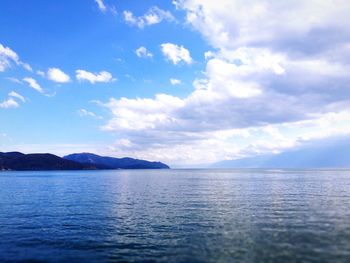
<box><xmin>123</xmin><ymin>6</ymin><xmax>174</xmax><ymax>28</ymax></box>
<box><xmin>135</xmin><ymin>46</ymin><xmax>153</xmax><ymax>58</ymax></box>
<box><xmin>161</xmin><ymin>43</ymin><xmax>193</xmax><ymax>65</ymax></box>
<box><xmin>170</xmin><ymin>78</ymin><xmax>181</xmax><ymax>85</ymax></box>
<box><xmin>204</xmin><ymin>51</ymin><xmax>215</xmax><ymax>60</ymax></box>
<box><xmin>23</xmin><ymin>77</ymin><xmax>44</xmax><ymax>93</ymax></box>
<box><xmin>0</xmin><ymin>98</ymin><xmax>19</xmax><ymax>109</ymax></box>
<box><xmin>36</xmin><ymin>70</ymin><xmax>45</xmax><ymax>77</ymax></box>
<box><xmin>98</xmin><ymin>1</ymin><xmax>350</xmax><ymax>165</ymax></box>
<box><xmin>47</xmin><ymin>67</ymin><xmax>70</xmax><ymax>83</ymax></box>
<box><xmin>78</xmin><ymin>109</ymin><xmax>102</xmax><ymax>119</ymax></box>
<box><xmin>0</xmin><ymin>43</ymin><xmax>31</xmax><ymax>72</ymax></box>
<box><xmin>100</xmin><ymin>103</ymin><xmax>350</xmax><ymax>165</ymax></box>
<box><xmin>21</xmin><ymin>63</ymin><xmax>32</xmax><ymax>72</ymax></box>
<box><xmin>0</xmin><ymin>91</ymin><xmax>25</xmax><ymax>110</ymax></box>
<box><xmin>94</xmin><ymin>0</ymin><xmax>117</xmax><ymax>14</ymax></box>
<box><xmin>102</xmin><ymin>94</ymin><xmax>185</xmax><ymax>131</ymax></box>
<box><xmin>8</xmin><ymin>91</ymin><xmax>25</xmax><ymax>102</ymax></box>
<box><xmin>76</xmin><ymin>69</ymin><xmax>114</xmax><ymax>84</ymax></box>
<box><xmin>95</xmin><ymin>0</ymin><xmax>106</xmax><ymax>12</ymax></box>
<box><xmin>199</xmin><ymin>56</ymin><xmax>263</xmax><ymax>98</ymax></box>
<box><xmin>123</xmin><ymin>11</ymin><xmax>138</xmax><ymax>25</ymax></box>
<box><xmin>0</xmin><ymin>43</ymin><xmax>20</xmax><ymax>71</ymax></box>
<box><xmin>176</xmin><ymin>0</ymin><xmax>350</xmax><ymax>52</ymax></box>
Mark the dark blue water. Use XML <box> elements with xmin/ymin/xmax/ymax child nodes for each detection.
<box><xmin>0</xmin><ymin>169</ymin><xmax>350</xmax><ymax>262</ymax></box>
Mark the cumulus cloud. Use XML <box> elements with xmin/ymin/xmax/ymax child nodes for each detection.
<box><xmin>123</xmin><ymin>6</ymin><xmax>174</xmax><ymax>28</ymax></box>
<box><xmin>23</xmin><ymin>77</ymin><xmax>44</xmax><ymax>93</ymax></box>
<box><xmin>0</xmin><ymin>43</ymin><xmax>31</xmax><ymax>72</ymax></box>
<box><xmin>176</xmin><ymin>0</ymin><xmax>350</xmax><ymax>53</ymax></box>
<box><xmin>76</xmin><ymin>69</ymin><xmax>114</xmax><ymax>84</ymax></box>
<box><xmin>0</xmin><ymin>98</ymin><xmax>19</xmax><ymax>109</ymax></box>
<box><xmin>161</xmin><ymin>43</ymin><xmax>193</xmax><ymax>65</ymax></box>
<box><xmin>47</xmin><ymin>67</ymin><xmax>70</xmax><ymax>83</ymax></box>
<box><xmin>99</xmin><ymin>1</ymin><xmax>350</xmax><ymax>165</ymax></box>
<box><xmin>170</xmin><ymin>78</ymin><xmax>181</xmax><ymax>85</ymax></box>
<box><xmin>135</xmin><ymin>46</ymin><xmax>153</xmax><ymax>58</ymax></box>
<box><xmin>102</xmin><ymin>94</ymin><xmax>185</xmax><ymax>132</ymax></box>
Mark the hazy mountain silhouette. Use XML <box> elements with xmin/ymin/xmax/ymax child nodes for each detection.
<box><xmin>212</xmin><ymin>137</ymin><xmax>350</xmax><ymax>168</ymax></box>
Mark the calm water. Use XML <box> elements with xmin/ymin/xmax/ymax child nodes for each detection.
<box><xmin>0</xmin><ymin>169</ymin><xmax>350</xmax><ymax>262</ymax></box>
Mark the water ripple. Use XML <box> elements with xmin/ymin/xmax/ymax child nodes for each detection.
<box><xmin>0</xmin><ymin>169</ymin><xmax>350</xmax><ymax>262</ymax></box>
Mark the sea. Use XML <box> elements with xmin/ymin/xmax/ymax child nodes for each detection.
<box><xmin>0</xmin><ymin>169</ymin><xmax>350</xmax><ymax>262</ymax></box>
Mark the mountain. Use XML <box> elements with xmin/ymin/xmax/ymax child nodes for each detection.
<box><xmin>0</xmin><ymin>152</ymin><xmax>98</xmax><ymax>171</ymax></box>
<box><xmin>0</xmin><ymin>152</ymin><xmax>170</xmax><ymax>171</ymax></box>
<box><xmin>212</xmin><ymin>137</ymin><xmax>350</xmax><ymax>169</ymax></box>
<box><xmin>63</xmin><ymin>153</ymin><xmax>170</xmax><ymax>169</ymax></box>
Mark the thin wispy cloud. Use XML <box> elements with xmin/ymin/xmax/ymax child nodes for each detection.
<box><xmin>5</xmin><ymin>77</ymin><xmax>22</xmax><ymax>84</ymax></box>
<box><xmin>0</xmin><ymin>43</ymin><xmax>31</xmax><ymax>72</ymax></box>
<box><xmin>23</xmin><ymin>77</ymin><xmax>44</xmax><ymax>93</ymax></box>
<box><xmin>95</xmin><ymin>0</ymin><xmax>106</xmax><ymax>13</ymax></box>
<box><xmin>9</xmin><ymin>91</ymin><xmax>25</xmax><ymax>102</ymax></box>
<box><xmin>78</xmin><ymin>109</ymin><xmax>103</xmax><ymax>119</ymax></box>
<box><xmin>0</xmin><ymin>91</ymin><xmax>25</xmax><ymax>109</ymax></box>
<box><xmin>94</xmin><ymin>0</ymin><xmax>116</xmax><ymax>15</ymax></box>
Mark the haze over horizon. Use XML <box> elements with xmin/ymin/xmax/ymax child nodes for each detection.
<box><xmin>1</xmin><ymin>0</ymin><xmax>350</xmax><ymax>166</ymax></box>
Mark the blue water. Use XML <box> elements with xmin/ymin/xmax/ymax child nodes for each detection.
<box><xmin>0</xmin><ymin>169</ymin><xmax>350</xmax><ymax>262</ymax></box>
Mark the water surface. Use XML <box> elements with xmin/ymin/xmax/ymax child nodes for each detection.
<box><xmin>1</xmin><ymin>169</ymin><xmax>350</xmax><ymax>262</ymax></box>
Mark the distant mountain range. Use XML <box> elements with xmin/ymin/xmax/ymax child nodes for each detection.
<box><xmin>0</xmin><ymin>152</ymin><xmax>169</xmax><ymax>171</ymax></box>
<box><xmin>4</xmin><ymin>136</ymin><xmax>350</xmax><ymax>170</ymax></box>
<box><xmin>212</xmin><ymin>137</ymin><xmax>350</xmax><ymax>168</ymax></box>
<box><xmin>63</xmin><ymin>153</ymin><xmax>169</xmax><ymax>169</ymax></box>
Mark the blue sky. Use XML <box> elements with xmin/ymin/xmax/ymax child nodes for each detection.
<box><xmin>1</xmin><ymin>0</ymin><xmax>350</xmax><ymax>166</ymax></box>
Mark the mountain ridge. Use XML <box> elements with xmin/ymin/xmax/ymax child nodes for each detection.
<box><xmin>0</xmin><ymin>152</ymin><xmax>169</xmax><ymax>171</ymax></box>
<box><xmin>0</xmin><ymin>152</ymin><xmax>95</xmax><ymax>171</ymax></box>
<box><xmin>63</xmin><ymin>153</ymin><xmax>170</xmax><ymax>169</ymax></box>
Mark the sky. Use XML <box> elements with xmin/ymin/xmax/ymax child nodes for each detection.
<box><xmin>1</xmin><ymin>0</ymin><xmax>350</xmax><ymax>166</ymax></box>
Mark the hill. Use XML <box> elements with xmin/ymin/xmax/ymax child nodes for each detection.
<box><xmin>0</xmin><ymin>152</ymin><xmax>97</xmax><ymax>171</ymax></box>
<box><xmin>63</xmin><ymin>153</ymin><xmax>170</xmax><ymax>169</ymax></box>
